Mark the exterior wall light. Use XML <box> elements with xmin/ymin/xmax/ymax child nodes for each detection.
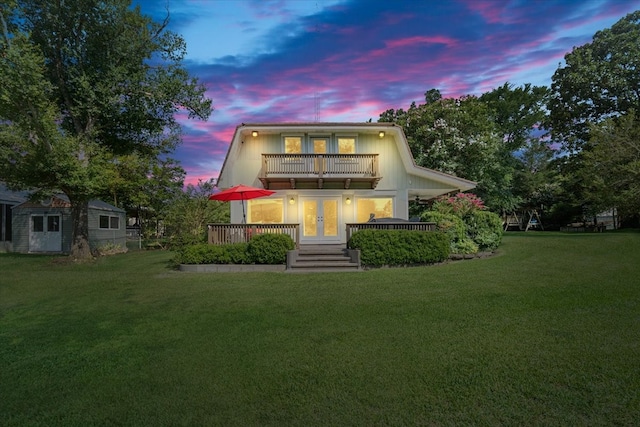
<box><xmin>345</xmin><ymin>197</ymin><xmax>351</xmax><ymax>205</ymax></box>
<box><xmin>378</xmin><ymin>131</ymin><xmax>385</xmax><ymax>138</ymax></box>
<box><xmin>289</xmin><ymin>197</ymin><xmax>295</xmax><ymax>205</ymax></box>
<box><xmin>252</xmin><ymin>131</ymin><xmax>258</xmax><ymax>137</ymax></box>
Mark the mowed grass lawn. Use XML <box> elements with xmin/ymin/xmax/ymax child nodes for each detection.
<box><xmin>1</xmin><ymin>232</ymin><xmax>639</xmax><ymax>426</ymax></box>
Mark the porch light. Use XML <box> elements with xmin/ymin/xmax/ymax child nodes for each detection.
<box><xmin>378</xmin><ymin>131</ymin><xmax>385</xmax><ymax>138</ymax></box>
<box><xmin>289</xmin><ymin>197</ymin><xmax>295</xmax><ymax>205</ymax></box>
<box><xmin>252</xmin><ymin>131</ymin><xmax>258</xmax><ymax>137</ymax></box>
<box><xmin>345</xmin><ymin>197</ymin><xmax>351</xmax><ymax>205</ymax></box>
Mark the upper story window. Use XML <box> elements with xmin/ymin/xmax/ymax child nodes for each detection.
<box><xmin>337</xmin><ymin>137</ymin><xmax>356</xmax><ymax>154</ymax></box>
<box><xmin>284</xmin><ymin>136</ymin><xmax>302</xmax><ymax>154</ymax></box>
<box><xmin>282</xmin><ymin>134</ymin><xmax>357</xmax><ymax>154</ymax></box>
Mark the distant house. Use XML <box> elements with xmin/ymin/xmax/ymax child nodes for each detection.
<box><xmin>6</xmin><ymin>191</ymin><xmax>125</xmax><ymax>254</ymax></box>
<box><xmin>0</xmin><ymin>184</ymin><xmax>29</xmax><ymax>252</ymax></box>
<box><xmin>216</xmin><ymin>122</ymin><xmax>476</xmax><ymax>245</ymax></box>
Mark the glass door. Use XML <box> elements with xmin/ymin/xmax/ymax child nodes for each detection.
<box><xmin>312</xmin><ymin>138</ymin><xmax>327</xmax><ymax>174</ymax></box>
<box><xmin>301</xmin><ymin>197</ymin><xmax>340</xmax><ymax>242</ymax></box>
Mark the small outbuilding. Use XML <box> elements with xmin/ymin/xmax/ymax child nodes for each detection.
<box><xmin>11</xmin><ymin>195</ymin><xmax>126</xmax><ymax>254</ymax></box>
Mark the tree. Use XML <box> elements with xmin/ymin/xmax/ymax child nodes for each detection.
<box><xmin>581</xmin><ymin>111</ymin><xmax>640</xmax><ymax>222</ymax></box>
<box><xmin>481</xmin><ymin>83</ymin><xmax>555</xmax><ymax>211</ymax></box>
<box><xmin>0</xmin><ymin>0</ymin><xmax>212</xmax><ymax>258</ymax></box>
<box><xmin>548</xmin><ymin>11</ymin><xmax>640</xmax><ymax>151</ymax></box>
<box><xmin>164</xmin><ymin>179</ymin><xmax>230</xmax><ymax>246</ymax></box>
<box><xmin>381</xmin><ymin>90</ymin><xmax>515</xmax><ymax>212</ymax></box>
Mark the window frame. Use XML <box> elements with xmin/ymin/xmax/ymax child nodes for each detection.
<box><xmin>99</xmin><ymin>214</ymin><xmax>121</xmax><ymax>230</ymax></box>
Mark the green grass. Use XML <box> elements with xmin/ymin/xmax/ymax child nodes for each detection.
<box><xmin>1</xmin><ymin>231</ymin><xmax>639</xmax><ymax>425</ymax></box>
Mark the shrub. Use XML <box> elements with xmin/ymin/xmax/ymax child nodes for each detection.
<box><xmin>421</xmin><ymin>211</ymin><xmax>466</xmax><ymax>242</ymax></box>
<box><xmin>348</xmin><ymin>229</ymin><xmax>450</xmax><ymax>267</ymax></box>
<box><xmin>424</xmin><ymin>193</ymin><xmax>503</xmax><ymax>254</ymax></box>
<box><xmin>174</xmin><ymin>243</ymin><xmax>250</xmax><ymax>265</ymax></box>
<box><xmin>247</xmin><ymin>233</ymin><xmax>295</xmax><ymax>264</ymax></box>
<box><xmin>465</xmin><ymin>210</ymin><xmax>503</xmax><ymax>251</ymax></box>
<box><xmin>431</xmin><ymin>192</ymin><xmax>485</xmax><ymax>218</ymax></box>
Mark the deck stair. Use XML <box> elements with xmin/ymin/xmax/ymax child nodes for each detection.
<box><xmin>287</xmin><ymin>244</ymin><xmax>361</xmax><ymax>272</ymax></box>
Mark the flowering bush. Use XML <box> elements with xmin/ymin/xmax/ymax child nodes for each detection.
<box><xmin>424</xmin><ymin>193</ymin><xmax>502</xmax><ymax>255</ymax></box>
<box><xmin>431</xmin><ymin>192</ymin><xmax>485</xmax><ymax>218</ymax></box>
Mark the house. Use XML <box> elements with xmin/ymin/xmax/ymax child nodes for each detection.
<box><xmin>10</xmin><ymin>194</ymin><xmax>126</xmax><ymax>254</ymax></box>
<box><xmin>216</xmin><ymin>122</ymin><xmax>476</xmax><ymax>245</ymax></box>
<box><xmin>0</xmin><ymin>183</ymin><xmax>29</xmax><ymax>252</ymax></box>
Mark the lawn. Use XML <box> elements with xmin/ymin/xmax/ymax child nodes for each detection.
<box><xmin>1</xmin><ymin>231</ymin><xmax>639</xmax><ymax>425</ymax></box>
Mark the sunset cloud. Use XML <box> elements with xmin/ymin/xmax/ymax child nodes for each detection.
<box><xmin>134</xmin><ymin>0</ymin><xmax>640</xmax><ymax>186</ymax></box>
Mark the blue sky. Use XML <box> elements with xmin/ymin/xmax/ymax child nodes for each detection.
<box><xmin>133</xmin><ymin>0</ymin><xmax>640</xmax><ymax>186</ymax></box>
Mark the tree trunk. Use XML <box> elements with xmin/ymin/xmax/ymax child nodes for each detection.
<box><xmin>70</xmin><ymin>199</ymin><xmax>93</xmax><ymax>259</ymax></box>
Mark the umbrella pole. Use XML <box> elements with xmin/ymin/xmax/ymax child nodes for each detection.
<box><xmin>242</xmin><ymin>200</ymin><xmax>246</xmax><ymax>223</ymax></box>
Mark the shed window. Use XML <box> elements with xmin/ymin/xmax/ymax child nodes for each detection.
<box><xmin>100</xmin><ymin>215</ymin><xmax>120</xmax><ymax>230</ymax></box>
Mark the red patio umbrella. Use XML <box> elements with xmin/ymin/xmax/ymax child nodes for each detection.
<box><xmin>208</xmin><ymin>184</ymin><xmax>275</xmax><ymax>223</ymax></box>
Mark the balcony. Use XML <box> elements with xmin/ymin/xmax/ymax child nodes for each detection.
<box><xmin>259</xmin><ymin>153</ymin><xmax>381</xmax><ymax>190</ymax></box>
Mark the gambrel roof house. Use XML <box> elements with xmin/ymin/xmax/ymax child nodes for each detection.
<box><xmin>217</xmin><ymin>122</ymin><xmax>476</xmax><ymax>245</ymax></box>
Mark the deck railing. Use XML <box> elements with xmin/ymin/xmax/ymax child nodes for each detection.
<box><xmin>207</xmin><ymin>223</ymin><xmax>300</xmax><ymax>248</ymax></box>
<box><xmin>345</xmin><ymin>222</ymin><xmax>436</xmax><ymax>242</ymax></box>
<box><xmin>262</xmin><ymin>153</ymin><xmax>379</xmax><ymax>177</ymax></box>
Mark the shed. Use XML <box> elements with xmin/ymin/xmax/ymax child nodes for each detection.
<box><xmin>11</xmin><ymin>195</ymin><xmax>126</xmax><ymax>254</ymax></box>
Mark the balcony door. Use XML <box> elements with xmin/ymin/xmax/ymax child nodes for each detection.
<box><xmin>300</xmin><ymin>197</ymin><xmax>341</xmax><ymax>243</ymax></box>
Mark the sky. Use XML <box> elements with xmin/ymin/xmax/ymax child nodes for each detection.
<box><xmin>133</xmin><ymin>0</ymin><xmax>640</xmax><ymax>186</ymax></box>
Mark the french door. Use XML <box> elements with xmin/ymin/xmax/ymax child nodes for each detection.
<box><xmin>301</xmin><ymin>197</ymin><xmax>341</xmax><ymax>243</ymax></box>
<box><xmin>29</xmin><ymin>214</ymin><xmax>62</xmax><ymax>252</ymax></box>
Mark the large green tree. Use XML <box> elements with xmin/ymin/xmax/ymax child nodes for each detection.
<box><xmin>548</xmin><ymin>10</ymin><xmax>640</xmax><ymax>151</ymax></box>
<box><xmin>380</xmin><ymin>86</ymin><xmax>549</xmax><ymax>213</ymax></box>
<box><xmin>581</xmin><ymin>111</ymin><xmax>640</xmax><ymax>222</ymax></box>
<box><xmin>0</xmin><ymin>0</ymin><xmax>212</xmax><ymax>258</ymax></box>
<box><xmin>546</xmin><ymin>11</ymin><xmax>640</xmax><ymax>225</ymax></box>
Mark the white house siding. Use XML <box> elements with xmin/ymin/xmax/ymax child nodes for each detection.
<box><xmin>217</xmin><ymin>124</ymin><xmax>476</xmax><ymax>239</ymax></box>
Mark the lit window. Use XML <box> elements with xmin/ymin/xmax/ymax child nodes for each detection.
<box><xmin>284</xmin><ymin>137</ymin><xmax>302</xmax><ymax>154</ymax></box>
<box><xmin>356</xmin><ymin>198</ymin><xmax>393</xmax><ymax>222</ymax></box>
<box><xmin>248</xmin><ymin>199</ymin><xmax>284</xmax><ymax>224</ymax></box>
<box><xmin>338</xmin><ymin>137</ymin><xmax>356</xmax><ymax>154</ymax></box>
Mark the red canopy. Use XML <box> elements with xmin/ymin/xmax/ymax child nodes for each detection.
<box><xmin>209</xmin><ymin>184</ymin><xmax>275</xmax><ymax>222</ymax></box>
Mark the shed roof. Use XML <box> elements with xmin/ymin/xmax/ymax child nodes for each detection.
<box><xmin>0</xmin><ymin>183</ymin><xmax>29</xmax><ymax>204</ymax></box>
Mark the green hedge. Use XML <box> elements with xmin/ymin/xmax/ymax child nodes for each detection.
<box><xmin>174</xmin><ymin>233</ymin><xmax>295</xmax><ymax>265</ymax></box>
<box><xmin>247</xmin><ymin>233</ymin><xmax>296</xmax><ymax>264</ymax></box>
<box><xmin>347</xmin><ymin>229</ymin><xmax>450</xmax><ymax>267</ymax></box>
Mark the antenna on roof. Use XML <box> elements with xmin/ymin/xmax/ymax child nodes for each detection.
<box><xmin>314</xmin><ymin>1</ymin><xmax>320</xmax><ymax>122</ymax></box>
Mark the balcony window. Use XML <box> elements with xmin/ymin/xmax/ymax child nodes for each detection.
<box><xmin>284</xmin><ymin>136</ymin><xmax>302</xmax><ymax>154</ymax></box>
<box><xmin>338</xmin><ymin>137</ymin><xmax>356</xmax><ymax>154</ymax></box>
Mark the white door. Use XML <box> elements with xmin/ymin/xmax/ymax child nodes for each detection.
<box><xmin>301</xmin><ymin>197</ymin><xmax>341</xmax><ymax>243</ymax></box>
<box><xmin>29</xmin><ymin>214</ymin><xmax>62</xmax><ymax>252</ymax></box>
